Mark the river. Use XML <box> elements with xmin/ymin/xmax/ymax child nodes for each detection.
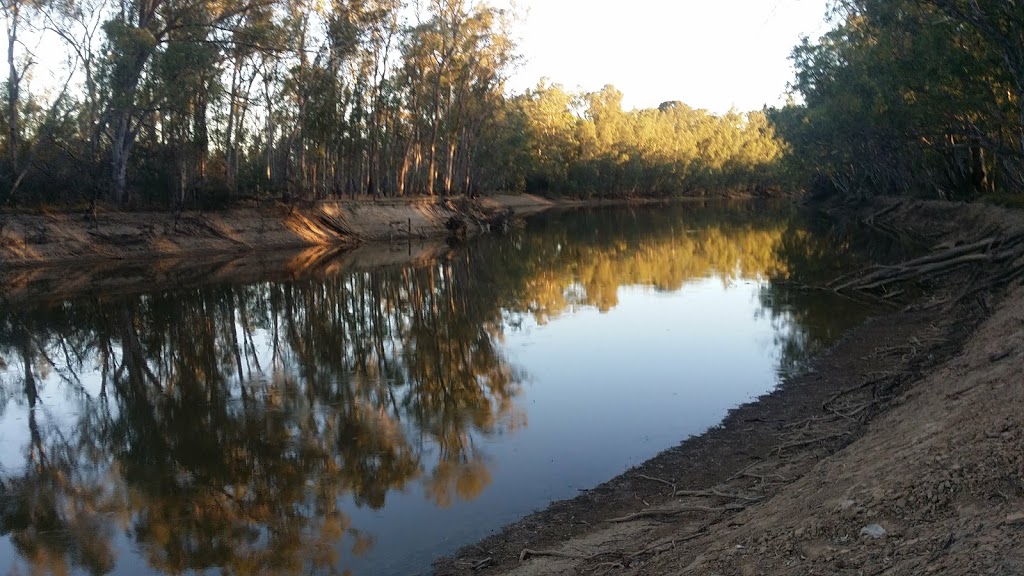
<box><xmin>0</xmin><ymin>201</ymin><xmax>878</xmax><ymax>575</ymax></box>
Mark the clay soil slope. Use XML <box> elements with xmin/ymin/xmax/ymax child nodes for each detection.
<box><xmin>0</xmin><ymin>194</ymin><xmax>555</xmax><ymax>269</ymax></box>
<box><xmin>436</xmin><ymin>199</ymin><xmax>1024</xmax><ymax>576</ymax></box>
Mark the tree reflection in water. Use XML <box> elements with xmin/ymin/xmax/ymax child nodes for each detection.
<box><xmin>0</xmin><ymin>201</ymin><xmax>874</xmax><ymax>575</ymax></box>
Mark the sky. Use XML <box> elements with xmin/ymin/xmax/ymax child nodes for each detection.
<box><xmin>13</xmin><ymin>0</ymin><xmax>832</xmax><ymax>116</ymax></box>
<box><xmin>503</xmin><ymin>0</ymin><xmax>831</xmax><ymax>113</ymax></box>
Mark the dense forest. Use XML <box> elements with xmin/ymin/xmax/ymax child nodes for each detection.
<box><xmin>5</xmin><ymin>0</ymin><xmax>1024</xmax><ymax>208</ymax></box>
<box><xmin>771</xmin><ymin>0</ymin><xmax>1024</xmax><ymax>201</ymax></box>
<box><xmin>0</xmin><ymin>0</ymin><xmax>784</xmax><ymax>208</ymax></box>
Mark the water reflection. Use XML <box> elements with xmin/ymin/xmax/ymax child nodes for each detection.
<box><xmin>0</xmin><ymin>202</ymin><xmax>873</xmax><ymax>575</ymax></box>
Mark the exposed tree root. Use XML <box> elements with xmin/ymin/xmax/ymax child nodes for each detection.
<box><xmin>727</xmin><ymin>460</ymin><xmax>781</xmax><ymax>482</ymax></box>
<box><xmin>587</xmin><ymin>561</ymin><xmax>625</xmax><ymax>574</ymax></box>
<box><xmin>635</xmin><ymin>473</ymin><xmax>675</xmax><ymax>494</ymax></box>
<box><xmin>673</xmin><ymin>488</ymin><xmax>762</xmax><ymax>502</ymax></box>
<box><xmin>826</xmin><ymin>399</ymin><xmax>879</xmax><ymax>420</ymax></box>
<box><xmin>607</xmin><ymin>503</ymin><xmax>746</xmax><ymax>524</ymax></box>
<box><xmin>635</xmin><ymin>474</ymin><xmax>761</xmax><ymax>501</ymax></box>
<box><xmin>741</xmin><ymin>470</ymin><xmax>790</xmax><ymax>483</ymax></box>
<box><xmin>821</xmin><ymin>372</ymin><xmax>905</xmax><ymax>410</ymax></box>
<box><xmin>771</xmin><ymin>431</ymin><xmax>851</xmax><ymax>455</ymax></box>
<box><xmin>519</xmin><ymin>228</ymin><xmax>994</xmax><ymax>571</ymax></box>
<box><xmin>832</xmin><ymin>231</ymin><xmax>1024</xmax><ymax>296</ymax></box>
<box><xmin>519</xmin><ymin>548</ymin><xmax>589</xmax><ymax>562</ymax></box>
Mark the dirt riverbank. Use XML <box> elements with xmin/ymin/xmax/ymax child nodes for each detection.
<box><xmin>435</xmin><ymin>199</ymin><xmax>1024</xmax><ymax>575</ymax></box>
<box><xmin>0</xmin><ymin>192</ymin><xmax>770</xmax><ymax>271</ymax></box>
<box><xmin>0</xmin><ymin>240</ymin><xmax>462</xmax><ymax>307</ymax></box>
<box><xmin>0</xmin><ymin>193</ymin><xmax>558</xmax><ymax>269</ymax></box>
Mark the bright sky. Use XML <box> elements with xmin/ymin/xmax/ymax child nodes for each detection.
<box><xmin>504</xmin><ymin>0</ymin><xmax>831</xmax><ymax>113</ymax></box>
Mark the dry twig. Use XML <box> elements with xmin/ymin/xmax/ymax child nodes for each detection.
<box><xmin>607</xmin><ymin>503</ymin><xmax>746</xmax><ymax>524</ymax></box>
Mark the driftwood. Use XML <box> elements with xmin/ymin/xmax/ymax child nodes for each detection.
<box><xmin>831</xmin><ymin>231</ymin><xmax>1024</xmax><ymax>295</ymax></box>
<box><xmin>444</xmin><ymin>199</ymin><xmax>521</xmax><ymax>241</ymax></box>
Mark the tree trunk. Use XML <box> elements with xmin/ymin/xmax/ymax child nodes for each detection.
<box><xmin>194</xmin><ymin>88</ymin><xmax>209</xmax><ymax>185</ymax></box>
<box><xmin>444</xmin><ymin>140</ymin><xmax>455</xmax><ymax>195</ymax></box>
<box><xmin>104</xmin><ymin>35</ymin><xmax>154</xmax><ymax>205</ymax></box>
<box><xmin>110</xmin><ymin>111</ymin><xmax>133</xmax><ymax>204</ymax></box>
<box><xmin>225</xmin><ymin>58</ymin><xmax>240</xmax><ymax>194</ymax></box>
<box><xmin>5</xmin><ymin>2</ymin><xmax>20</xmax><ymax>173</ymax></box>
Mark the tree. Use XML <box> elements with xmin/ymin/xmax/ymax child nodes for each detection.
<box><xmin>772</xmin><ymin>0</ymin><xmax>1023</xmax><ymax>199</ymax></box>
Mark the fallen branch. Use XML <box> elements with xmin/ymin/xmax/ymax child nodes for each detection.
<box><xmin>772</xmin><ymin>431</ymin><xmax>851</xmax><ymax>455</ymax></box>
<box><xmin>673</xmin><ymin>488</ymin><xmax>763</xmax><ymax>502</ymax></box>
<box><xmin>847</xmin><ymin>253</ymin><xmax>992</xmax><ymax>292</ymax></box>
<box><xmin>588</xmin><ymin>561</ymin><xmax>625</xmax><ymax>574</ymax></box>
<box><xmin>862</xmin><ymin>201</ymin><xmax>905</xmax><ymax>224</ymax></box>
<box><xmin>821</xmin><ymin>373</ymin><xmax>903</xmax><ymax>410</ymax></box>
<box><xmin>635</xmin><ymin>473</ymin><xmax>759</xmax><ymax>501</ymax></box>
<box><xmin>607</xmin><ymin>503</ymin><xmax>746</xmax><ymax>524</ymax></box>
<box><xmin>636</xmin><ymin>473</ymin><xmax>675</xmax><ymax>494</ymax></box>
<box><xmin>727</xmin><ymin>460</ymin><xmax>771</xmax><ymax>482</ymax></box>
<box><xmin>840</xmin><ymin>288</ymin><xmax>903</xmax><ymax>307</ymax></box>
<box><xmin>832</xmin><ymin>237</ymin><xmax>999</xmax><ymax>293</ymax></box>
<box><xmin>825</xmin><ymin>399</ymin><xmax>879</xmax><ymax>421</ymax></box>
<box><xmin>628</xmin><ymin>531</ymin><xmax>703</xmax><ymax>558</ymax></box>
<box><xmin>741</xmin><ymin>470</ymin><xmax>790</xmax><ymax>483</ymax></box>
<box><xmin>783</xmin><ymin>414</ymin><xmax>841</xmax><ymax>429</ymax></box>
<box><xmin>519</xmin><ymin>548</ymin><xmax>587</xmax><ymax>562</ymax></box>
<box><xmin>893</xmin><ymin>237</ymin><xmax>996</xmax><ymax>269</ymax></box>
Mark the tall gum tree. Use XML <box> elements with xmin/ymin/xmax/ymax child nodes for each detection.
<box><xmin>95</xmin><ymin>0</ymin><xmax>274</xmax><ymax>204</ymax></box>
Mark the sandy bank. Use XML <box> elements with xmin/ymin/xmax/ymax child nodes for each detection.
<box><xmin>0</xmin><ymin>240</ymin><xmax>460</xmax><ymax>307</ymax></box>
<box><xmin>436</xmin><ymin>199</ymin><xmax>1024</xmax><ymax>575</ymax></box>
<box><xmin>0</xmin><ymin>193</ymin><xmax>555</xmax><ymax>269</ymax></box>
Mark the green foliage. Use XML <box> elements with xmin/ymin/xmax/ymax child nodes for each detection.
<box><xmin>772</xmin><ymin>0</ymin><xmax>1024</xmax><ymax>200</ymax></box>
<box><xmin>511</xmin><ymin>83</ymin><xmax>786</xmax><ymax>198</ymax></box>
<box><xmin>0</xmin><ymin>0</ymin><xmax>789</xmax><ymax>207</ymax></box>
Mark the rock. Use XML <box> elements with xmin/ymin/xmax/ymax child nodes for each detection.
<box><xmin>861</xmin><ymin>524</ymin><xmax>887</xmax><ymax>539</ymax></box>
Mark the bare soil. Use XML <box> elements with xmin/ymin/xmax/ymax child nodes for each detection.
<box><xmin>0</xmin><ymin>241</ymin><xmax>457</xmax><ymax>306</ymax></box>
<box><xmin>0</xmin><ymin>193</ymin><xmax>555</xmax><ymax>269</ymax></box>
<box><xmin>0</xmin><ymin>194</ymin><xmax>558</xmax><ymax>302</ymax></box>
<box><xmin>435</xmin><ymin>199</ymin><xmax>1024</xmax><ymax>576</ymax></box>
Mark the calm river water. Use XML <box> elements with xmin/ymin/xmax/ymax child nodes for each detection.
<box><xmin>0</xmin><ymin>202</ymin><xmax>875</xmax><ymax>575</ymax></box>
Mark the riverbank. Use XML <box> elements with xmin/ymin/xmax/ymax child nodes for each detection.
<box><xmin>0</xmin><ymin>193</ymin><xmax>564</xmax><ymax>269</ymax></box>
<box><xmin>436</xmin><ymin>198</ymin><xmax>1024</xmax><ymax>575</ymax></box>
<box><xmin>0</xmin><ymin>192</ymin><xmax>776</xmax><ymax>270</ymax></box>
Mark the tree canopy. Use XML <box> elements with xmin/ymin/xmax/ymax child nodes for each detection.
<box><xmin>769</xmin><ymin>0</ymin><xmax>1024</xmax><ymax>200</ymax></box>
<box><xmin>0</xmin><ymin>0</ymin><xmax>787</xmax><ymax>207</ymax></box>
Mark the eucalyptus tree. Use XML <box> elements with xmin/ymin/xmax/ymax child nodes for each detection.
<box><xmin>515</xmin><ymin>81</ymin><xmax>578</xmax><ymax>193</ymax></box>
<box><xmin>0</xmin><ymin>0</ymin><xmax>793</xmax><ymax>205</ymax></box>
<box><xmin>0</xmin><ymin>0</ymin><xmax>77</xmax><ymax>200</ymax></box>
<box><xmin>217</xmin><ymin>0</ymin><xmax>280</xmax><ymax>194</ymax></box>
<box><xmin>94</xmin><ymin>0</ymin><xmax>278</xmax><ymax>204</ymax></box>
<box><xmin>399</xmin><ymin>0</ymin><xmax>516</xmax><ymax>195</ymax></box>
<box><xmin>1</xmin><ymin>0</ymin><xmax>33</xmax><ymax>172</ymax></box>
<box><xmin>925</xmin><ymin>0</ymin><xmax>1024</xmax><ymax>186</ymax></box>
<box><xmin>772</xmin><ymin>0</ymin><xmax>1024</xmax><ymax>198</ymax></box>
<box><xmin>512</xmin><ymin>82</ymin><xmax>785</xmax><ymax>198</ymax></box>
